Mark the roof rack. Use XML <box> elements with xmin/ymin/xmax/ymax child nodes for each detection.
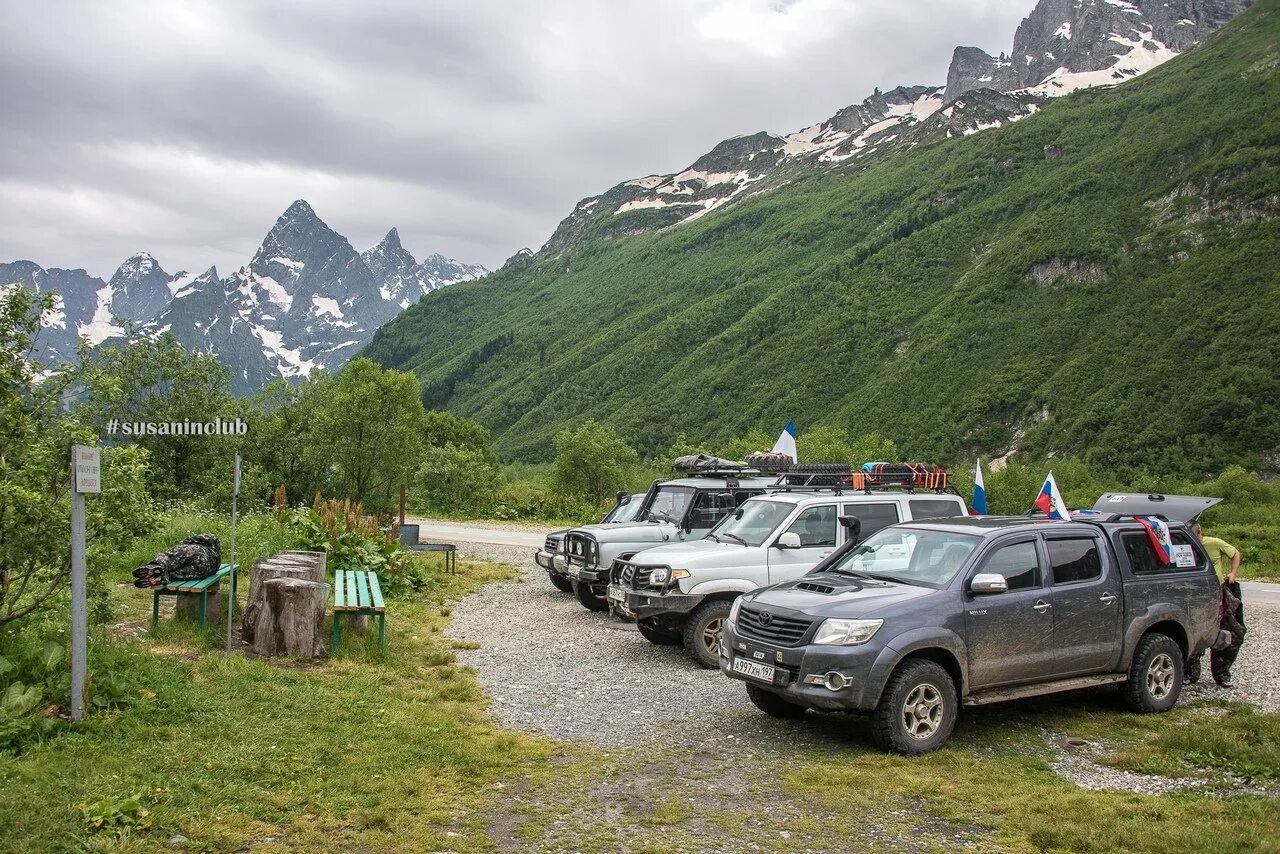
<box><xmin>670</xmin><ymin>454</ymin><xmax>761</xmax><ymax>478</ymax></box>
<box><xmin>851</xmin><ymin>462</ymin><xmax>951</xmax><ymax>494</ymax></box>
<box><xmin>769</xmin><ymin>463</ymin><xmax>854</xmax><ymax>492</ymax></box>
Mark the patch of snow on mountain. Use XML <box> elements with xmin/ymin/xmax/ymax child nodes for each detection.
<box><xmin>311</xmin><ymin>295</ymin><xmax>343</xmax><ymax>318</ymax></box>
<box><xmin>253</xmin><ymin>274</ymin><xmax>293</xmax><ymax>311</ymax></box>
<box><xmin>166</xmin><ymin>271</ymin><xmax>194</xmax><ymax>295</ymax></box>
<box><xmin>626</xmin><ymin>176</ymin><xmax>666</xmax><ymax>189</ymax></box>
<box><xmin>80</xmin><ymin>283</ymin><xmax>123</xmax><ymax>344</ymax></box>
<box><xmin>41</xmin><ymin>293</ymin><xmax>67</xmax><ymax>330</ymax></box>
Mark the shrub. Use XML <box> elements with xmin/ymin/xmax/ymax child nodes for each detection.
<box><xmin>412</xmin><ymin>444</ymin><xmax>500</xmax><ymax>512</ymax></box>
<box><xmin>552</xmin><ymin>421</ymin><xmax>639</xmax><ymax>503</ymax></box>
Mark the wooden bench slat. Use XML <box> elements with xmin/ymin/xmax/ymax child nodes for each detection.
<box><xmin>368</xmin><ymin>572</ymin><xmax>385</xmax><ymax>612</ymax></box>
<box><xmin>354</xmin><ymin>571</ymin><xmax>370</xmax><ymax>610</ymax></box>
<box><xmin>334</xmin><ymin>570</ymin><xmax>348</xmax><ymax>610</ymax></box>
<box><xmin>167</xmin><ymin>564</ymin><xmax>233</xmax><ymax>592</ymax></box>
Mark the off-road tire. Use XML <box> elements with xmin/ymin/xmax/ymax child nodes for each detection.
<box><xmin>1122</xmin><ymin>633</ymin><xmax>1183</xmax><ymax>713</ymax></box>
<box><xmin>637</xmin><ymin>617</ymin><xmax>683</xmax><ymax>645</ymax></box>
<box><xmin>573</xmin><ymin>579</ymin><xmax>609</xmax><ymax>612</ymax></box>
<box><xmin>683</xmin><ymin>599</ymin><xmax>733</xmax><ymax>669</ymax></box>
<box><xmin>746</xmin><ymin>683</ymin><xmax>806</xmax><ymax>719</ymax></box>
<box><xmin>870</xmin><ymin>659</ymin><xmax>958</xmax><ymax>756</ymax></box>
<box><xmin>548</xmin><ymin>572</ymin><xmax>574</xmax><ymax>593</ymax></box>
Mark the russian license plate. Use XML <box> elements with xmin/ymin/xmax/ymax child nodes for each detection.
<box><xmin>731</xmin><ymin>657</ymin><xmax>775</xmax><ymax>683</ymax></box>
<box><xmin>606</xmin><ymin>585</ymin><xmax>625</xmax><ymax>603</ymax></box>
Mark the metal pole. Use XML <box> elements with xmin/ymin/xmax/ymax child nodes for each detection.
<box><xmin>69</xmin><ymin>465</ymin><xmax>87</xmax><ymax>721</ymax></box>
<box><xmin>225</xmin><ymin>454</ymin><xmax>239</xmax><ymax>654</ymax></box>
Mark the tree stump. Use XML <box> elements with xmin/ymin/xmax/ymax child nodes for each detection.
<box><xmin>175</xmin><ymin>586</ymin><xmax>220</xmax><ymax>624</ymax></box>
<box><xmin>248</xmin><ymin>578</ymin><xmax>328</xmax><ymax>659</ymax></box>
<box><xmin>241</xmin><ymin>555</ymin><xmax>324</xmax><ymax>641</ymax></box>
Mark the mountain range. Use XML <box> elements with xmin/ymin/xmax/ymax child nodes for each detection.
<box><xmin>1</xmin><ymin>202</ymin><xmax>486</xmax><ymax>392</ymax></box>
<box><xmin>365</xmin><ymin>0</ymin><xmax>1278</xmax><ymax>475</ymax></box>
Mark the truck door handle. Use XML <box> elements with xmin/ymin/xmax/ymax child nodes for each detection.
<box><xmin>1099</xmin><ymin>593</ymin><xmax>1117</xmax><ymax>605</ymax></box>
<box><xmin>1033</xmin><ymin>601</ymin><xmax>1052</xmax><ymax>613</ymax></box>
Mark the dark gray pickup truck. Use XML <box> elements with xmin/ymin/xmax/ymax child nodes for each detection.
<box><xmin>721</xmin><ymin>499</ymin><xmax>1222</xmax><ymax>754</ymax></box>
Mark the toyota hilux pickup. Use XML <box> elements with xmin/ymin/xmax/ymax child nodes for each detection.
<box><xmin>538</xmin><ymin>492</ymin><xmax>645</xmax><ymax>593</ymax></box>
<box><xmin>562</xmin><ymin>465</ymin><xmax>777</xmax><ymax>611</ymax></box>
<box><xmin>610</xmin><ymin>486</ymin><xmax>967</xmax><ymax>667</ymax></box>
<box><xmin>721</xmin><ymin>495</ymin><xmax>1221</xmax><ymax>755</ymax></box>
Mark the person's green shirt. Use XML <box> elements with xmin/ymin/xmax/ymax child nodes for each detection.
<box><xmin>1201</xmin><ymin>536</ymin><xmax>1239</xmax><ymax>582</ymax></box>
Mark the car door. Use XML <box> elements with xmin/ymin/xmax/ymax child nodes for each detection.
<box><xmin>964</xmin><ymin>538</ymin><xmax>1056</xmax><ymax>689</ymax></box>
<box><xmin>1045</xmin><ymin>533</ymin><xmax>1123</xmax><ymax>675</ymax></box>
<box><xmin>767</xmin><ymin>504</ymin><xmax>838</xmax><ymax>584</ymax></box>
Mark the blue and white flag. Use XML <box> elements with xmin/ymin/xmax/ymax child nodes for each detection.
<box><xmin>771</xmin><ymin>420</ymin><xmax>798</xmax><ymax>463</ymax></box>
<box><xmin>972</xmin><ymin>458</ymin><xmax>990</xmax><ymax>515</ymax></box>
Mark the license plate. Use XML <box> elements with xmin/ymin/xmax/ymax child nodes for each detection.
<box><xmin>731</xmin><ymin>657</ymin><xmax>775</xmax><ymax>683</ymax></box>
<box><xmin>606</xmin><ymin>585</ymin><xmax>625</xmax><ymax>603</ymax></box>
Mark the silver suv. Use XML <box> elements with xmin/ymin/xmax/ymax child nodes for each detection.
<box><xmin>561</xmin><ymin>467</ymin><xmax>777</xmax><ymax>611</ymax></box>
<box><xmin>538</xmin><ymin>493</ymin><xmax>645</xmax><ymax>593</ymax></box>
<box><xmin>610</xmin><ymin>487</ymin><xmax>968</xmax><ymax>667</ymax></box>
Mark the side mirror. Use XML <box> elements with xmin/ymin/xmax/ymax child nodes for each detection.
<box><xmin>969</xmin><ymin>573</ymin><xmax>1009</xmax><ymax>595</ymax></box>
<box><xmin>838</xmin><ymin>515</ymin><xmax>862</xmax><ymax>543</ymax></box>
<box><xmin>616</xmin><ymin>491</ymin><xmax>628</xmax><ymax>505</ymax></box>
<box><xmin>776</xmin><ymin>532</ymin><xmax>802</xmax><ymax>549</ymax></box>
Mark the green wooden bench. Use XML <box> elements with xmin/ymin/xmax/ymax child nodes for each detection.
<box><xmin>332</xmin><ymin>570</ymin><xmax>386</xmax><ymax>648</ymax></box>
<box><xmin>150</xmin><ymin>563</ymin><xmax>237</xmax><ymax>632</ymax></box>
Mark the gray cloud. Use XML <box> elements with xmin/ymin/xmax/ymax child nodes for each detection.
<box><xmin>0</xmin><ymin>0</ymin><xmax>1026</xmax><ymax>277</ymax></box>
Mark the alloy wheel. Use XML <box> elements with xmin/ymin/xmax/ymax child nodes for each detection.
<box><xmin>702</xmin><ymin>617</ymin><xmax>724</xmax><ymax>657</ymax></box>
<box><xmin>901</xmin><ymin>683</ymin><xmax>944</xmax><ymax>740</ymax></box>
<box><xmin>1147</xmin><ymin>653</ymin><xmax>1176</xmax><ymax>700</ymax></box>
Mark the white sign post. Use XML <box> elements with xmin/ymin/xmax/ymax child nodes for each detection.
<box><xmin>70</xmin><ymin>445</ymin><xmax>100</xmax><ymax>722</ymax></box>
<box><xmin>225</xmin><ymin>454</ymin><xmax>240</xmax><ymax>654</ymax></box>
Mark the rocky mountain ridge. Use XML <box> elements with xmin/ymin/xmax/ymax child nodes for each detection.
<box><xmin>541</xmin><ymin>0</ymin><xmax>1250</xmax><ymax>254</ymax></box>
<box><xmin>2</xmin><ymin>202</ymin><xmax>486</xmax><ymax>391</ymax></box>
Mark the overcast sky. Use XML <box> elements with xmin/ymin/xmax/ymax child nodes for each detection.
<box><xmin>0</xmin><ymin>0</ymin><xmax>1026</xmax><ymax>278</ymax></box>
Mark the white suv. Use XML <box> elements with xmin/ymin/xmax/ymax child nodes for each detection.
<box><xmin>608</xmin><ymin>488</ymin><xmax>968</xmax><ymax>667</ymax></box>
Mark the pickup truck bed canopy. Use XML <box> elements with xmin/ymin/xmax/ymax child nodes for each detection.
<box><xmin>1092</xmin><ymin>493</ymin><xmax>1222</xmax><ymax>522</ymax></box>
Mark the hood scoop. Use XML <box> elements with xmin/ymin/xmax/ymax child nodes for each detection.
<box><xmin>795</xmin><ymin>580</ymin><xmax>838</xmax><ymax>595</ymax></box>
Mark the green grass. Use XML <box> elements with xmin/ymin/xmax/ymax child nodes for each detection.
<box><xmin>0</xmin><ymin>548</ymin><xmax>550</xmax><ymax>852</ymax></box>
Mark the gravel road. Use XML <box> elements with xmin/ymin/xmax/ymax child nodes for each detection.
<box><xmin>444</xmin><ymin>538</ymin><xmax>1280</xmax><ymax>750</ymax></box>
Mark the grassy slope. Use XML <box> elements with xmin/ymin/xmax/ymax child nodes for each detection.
<box><xmin>365</xmin><ymin>2</ymin><xmax>1280</xmax><ymax>472</ymax></box>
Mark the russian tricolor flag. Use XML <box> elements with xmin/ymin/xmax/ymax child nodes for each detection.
<box><xmin>1034</xmin><ymin>472</ymin><xmax>1071</xmax><ymax>520</ymax></box>
<box><xmin>771</xmin><ymin>420</ymin><xmax>798</xmax><ymax>463</ymax></box>
<box><xmin>1135</xmin><ymin>515</ymin><xmax>1174</xmax><ymax>564</ymax></box>
<box><xmin>972</xmin><ymin>458</ymin><xmax>989</xmax><ymax>515</ymax></box>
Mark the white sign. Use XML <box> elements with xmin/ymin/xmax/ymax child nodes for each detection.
<box><xmin>1171</xmin><ymin>544</ymin><xmax>1197</xmax><ymax>568</ymax></box>
<box><xmin>73</xmin><ymin>445</ymin><xmax>101</xmax><ymax>494</ymax></box>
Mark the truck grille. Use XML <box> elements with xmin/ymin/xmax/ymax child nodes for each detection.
<box><xmin>736</xmin><ymin>607</ymin><xmax>813</xmax><ymax>647</ymax></box>
<box><xmin>544</xmin><ymin>535</ymin><xmax>562</xmax><ymax>553</ymax></box>
<box><xmin>563</xmin><ymin>532</ymin><xmax>597</xmax><ymax>568</ymax></box>
<box><xmin>617</xmin><ymin>563</ymin><xmax>655</xmax><ymax>590</ymax></box>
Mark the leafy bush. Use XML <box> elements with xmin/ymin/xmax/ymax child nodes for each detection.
<box><xmin>552</xmin><ymin>421</ymin><xmax>639</xmax><ymax>503</ymax></box>
<box><xmin>79</xmin><ymin>792</ymin><xmax>155</xmax><ymax>838</ymax></box>
<box><xmin>289</xmin><ymin>499</ymin><xmax>425</xmax><ymax>597</ymax></box>
<box><xmin>412</xmin><ymin>444</ymin><xmax>500</xmax><ymax>513</ymax></box>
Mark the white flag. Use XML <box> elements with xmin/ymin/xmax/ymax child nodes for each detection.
<box><xmin>771</xmin><ymin>420</ymin><xmax>797</xmax><ymax>463</ymax></box>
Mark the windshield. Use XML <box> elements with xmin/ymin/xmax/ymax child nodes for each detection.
<box><xmin>642</xmin><ymin>486</ymin><xmax>696</xmax><ymax>523</ymax></box>
<box><xmin>823</xmin><ymin>527</ymin><xmax>980</xmax><ymax>588</ymax></box>
<box><xmin>709</xmin><ymin>500</ymin><xmax>794</xmax><ymax>547</ymax></box>
<box><xmin>602</xmin><ymin>497</ymin><xmax>635</xmax><ymax>523</ymax></box>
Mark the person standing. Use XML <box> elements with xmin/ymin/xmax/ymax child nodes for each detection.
<box><xmin>1189</xmin><ymin>520</ymin><xmax>1245</xmax><ymax>688</ymax></box>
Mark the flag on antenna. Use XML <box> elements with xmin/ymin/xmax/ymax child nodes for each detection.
<box><xmin>771</xmin><ymin>420</ymin><xmax>798</xmax><ymax>463</ymax></box>
<box><xmin>972</xmin><ymin>458</ymin><xmax>989</xmax><ymax>515</ymax></box>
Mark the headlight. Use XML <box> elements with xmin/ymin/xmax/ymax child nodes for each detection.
<box><xmin>649</xmin><ymin>568</ymin><xmax>689</xmax><ymax>586</ymax></box>
<box><xmin>727</xmin><ymin>597</ymin><xmax>742</xmax><ymax>627</ymax></box>
<box><xmin>812</xmin><ymin>618</ymin><xmax>883</xmax><ymax>646</ymax></box>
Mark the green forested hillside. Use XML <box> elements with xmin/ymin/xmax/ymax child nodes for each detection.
<box><xmin>365</xmin><ymin>1</ymin><xmax>1280</xmax><ymax>473</ymax></box>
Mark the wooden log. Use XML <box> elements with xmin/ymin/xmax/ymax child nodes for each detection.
<box><xmin>241</xmin><ymin>559</ymin><xmax>318</xmax><ymax>641</ymax></box>
<box><xmin>249</xmin><ymin>578</ymin><xmax>328</xmax><ymax>659</ymax></box>
<box><xmin>276</xmin><ymin>551</ymin><xmax>327</xmax><ymax>582</ymax></box>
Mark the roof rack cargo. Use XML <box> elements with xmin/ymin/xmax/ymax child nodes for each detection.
<box><xmin>671</xmin><ymin>454</ymin><xmax>761</xmax><ymax>478</ymax></box>
<box><xmin>769</xmin><ymin>463</ymin><xmax>853</xmax><ymax>492</ymax></box>
<box><xmin>852</xmin><ymin>462</ymin><xmax>951</xmax><ymax>494</ymax></box>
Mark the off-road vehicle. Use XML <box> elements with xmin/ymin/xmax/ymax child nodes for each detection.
<box><xmin>561</xmin><ymin>459</ymin><xmax>777</xmax><ymax>611</ymax></box>
<box><xmin>610</xmin><ymin>469</ymin><xmax>967</xmax><ymax>667</ymax></box>
<box><xmin>538</xmin><ymin>492</ymin><xmax>644</xmax><ymax>593</ymax></box>
<box><xmin>721</xmin><ymin>494</ymin><xmax>1222</xmax><ymax>754</ymax></box>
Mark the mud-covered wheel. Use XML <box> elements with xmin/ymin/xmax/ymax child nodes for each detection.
<box><xmin>573</xmin><ymin>579</ymin><xmax>609</xmax><ymax>612</ymax></box>
<box><xmin>548</xmin><ymin>572</ymin><xmax>574</xmax><ymax>593</ymax></box>
<box><xmin>1122</xmin><ymin>633</ymin><xmax>1183</xmax><ymax>713</ymax></box>
<box><xmin>870</xmin><ymin>659</ymin><xmax>957</xmax><ymax>756</ymax></box>
<box><xmin>746</xmin><ymin>683</ymin><xmax>806</xmax><ymax>719</ymax></box>
<box><xmin>637</xmin><ymin>617</ymin><xmax>683</xmax><ymax>645</ymax></box>
<box><xmin>683</xmin><ymin>599</ymin><xmax>733</xmax><ymax>669</ymax></box>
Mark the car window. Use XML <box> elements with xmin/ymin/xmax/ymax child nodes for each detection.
<box><xmin>830</xmin><ymin>527</ymin><xmax>979</xmax><ymax>588</ymax></box>
<box><xmin>1122</xmin><ymin>530</ymin><xmax>1208</xmax><ymax>574</ymax></box>
<box><xmin>686</xmin><ymin>490</ymin><xmax>740</xmax><ymax>528</ymax></box>
<box><xmin>840</xmin><ymin>503</ymin><xmax>900</xmax><ymax>539</ymax></box>
<box><xmin>784</xmin><ymin>505</ymin><xmax>837</xmax><ymax>547</ymax></box>
<box><xmin>908</xmin><ymin>498</ymin><xmax>965</xmax><ymax>520</ymax></box>
<box><xmin>1047</xmin><ymin>537</ymin><xmax>1102</xmax><ymax>585</ymax></box>
<box><xmin>710</xmin><ymin>500</ymin><xmax>793</xmax><ymax>547</ymax></box>
<box><xmin>976</xmin><ymin>541</ymin><xmax>1041</xmax><ymax>591</ymax></box>
<box><xmin>642</xmin><ymin>486</ymin><xmax>696</xmax><ymax>524</ymax></box>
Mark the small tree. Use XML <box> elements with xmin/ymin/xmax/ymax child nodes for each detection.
<box><xmin>307</xmin><ymin>358</ymin><xmax>425</xmax><ymax>510</ymax></box>
<box><xmin>412</xmin><ymin>444</ymin><xmax>500</xmax><ymax>512</ymax></box>
<box><xmin>553</xmin><ymin>421</ymin><xmax>639</xmax><ymax>503</ymax></box>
